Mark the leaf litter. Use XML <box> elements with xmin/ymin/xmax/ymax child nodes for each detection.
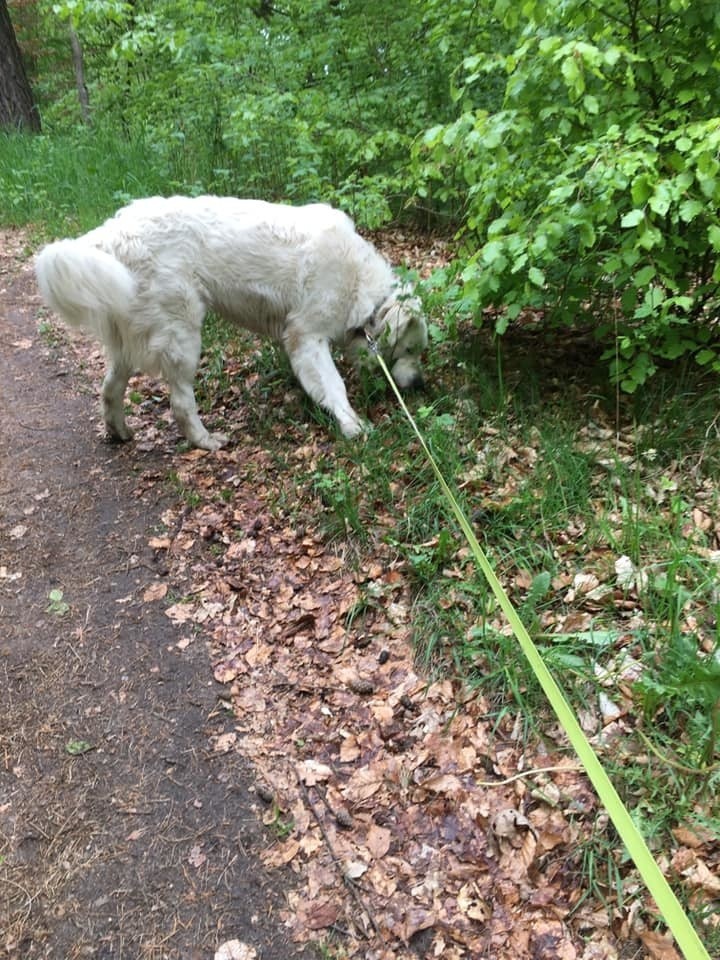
<box><xmin>31</xmin><ymin>227</ymin><xmax>720</xmax><ymax>959</ymax></box>
<box><xmin>159</xmin><ymin>457</ymin><xmax>606</xmax><ymax>959</ymax></box>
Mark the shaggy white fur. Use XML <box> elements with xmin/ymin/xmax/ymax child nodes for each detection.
<box><xmin>35</xmin><ymin>196</ymin><xmax>427</xmax><ymax>450</ymax></box>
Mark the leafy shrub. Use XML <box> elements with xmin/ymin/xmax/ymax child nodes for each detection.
<box><xmin>412</xmin><ymin>0</ymin><xmax>720</xmax><ymax>390</ymax></box>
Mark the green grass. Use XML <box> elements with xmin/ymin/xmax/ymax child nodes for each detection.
<box><xmin>0</xmin><ymin>124</ymin><xmax>245</xmax><ymax>234</ymax></box>
<box><xmin>0</xmin><ymin>127</ymin><xmax>159</xmax><ymax>233</ymax></box>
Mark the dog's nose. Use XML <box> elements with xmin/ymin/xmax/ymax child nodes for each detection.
<box><xmin>403</xmin><ymin>372</ymin><xmax>425</xmax><ymax>391</ymax></box>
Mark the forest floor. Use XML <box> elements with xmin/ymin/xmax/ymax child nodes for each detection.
<box><xmin>0</xmin><ymin>227</ymin><xmax>704</xmax><ymax>960</ymax></box>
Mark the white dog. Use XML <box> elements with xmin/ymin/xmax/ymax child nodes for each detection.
<box><xmin>35</xmin><ymin>196</ymin><xmax>427</xmax><ymax>451</ymax></box>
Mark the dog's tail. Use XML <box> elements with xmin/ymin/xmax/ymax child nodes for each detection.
<box><xmin>35</xmin><ymin>240</ymin><xmax>136</xmax><ymax>338</ymax></box>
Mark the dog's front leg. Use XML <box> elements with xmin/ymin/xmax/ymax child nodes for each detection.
<box><xmin>286</xmin><ymin>335</ymin><xmax>365</xmax><ymax>438</ymax></box>
<box><xmin>166</xmin><ymin>375</ymin><xmax>228</xmax><ymax>451</ymax></box>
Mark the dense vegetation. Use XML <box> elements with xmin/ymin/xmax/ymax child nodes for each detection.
<box><xmin>3</xmin><ymin>0</ymin><xmax>720</xmax><ymax>388</ymax></box>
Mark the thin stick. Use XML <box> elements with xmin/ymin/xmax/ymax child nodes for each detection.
<box><xmin>294</xmin><ymin>769</ymin><xmax>380</xmax><ymax>940</ymax></box>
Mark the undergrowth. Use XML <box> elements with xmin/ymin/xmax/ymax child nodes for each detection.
<box><xmin>293</xmin><ymin>326</ymin><xmax>720</xmax><ymax>947</ymax></box>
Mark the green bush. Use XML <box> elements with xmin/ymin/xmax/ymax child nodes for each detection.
<box><xmin>412</xmin><ymin>0</ymin><xmax>720</xmax><ymax>390</ymax></box>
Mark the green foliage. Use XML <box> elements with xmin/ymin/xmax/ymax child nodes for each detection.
<box><xmin>636</xmin><ymin>632</ymin><xmax>720</xmax><ymax>766</ymax></box>
<box><xmin>313</xmin><ymin>466</ymin><xmax>365</xmax><ymax>539</ymax></box>
<box><xmin>0</xmin><ymin>126</ymin><xmax>182</xmax><ymax>230</ymax></box>
<box><xmin>14</xmin><ymin>0</ymin><xmax>475</xmax><ymax>226</ymax></box>
<box><xmin>47</xmin><ymin>587</ymin><xmax>69</xmax><ymax>615</ymax></box>
<box><xmin>412</xmin><ymin>0</ymin><xmax>720</xmax><ymax>389</ymax></box>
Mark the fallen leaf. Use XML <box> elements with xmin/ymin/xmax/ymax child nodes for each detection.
<box><xmin>342</xmin><ymin>766</ymin><xmax>386</xmax><ymax>802</ymax></box>
<box><xmin>213</xmin><ymin>732</ymin><xmax>237</xmax><ymax>753</ymax></box>
<box><xmin>214</xmin><ymin>940</ymin><xmax>257</xmax><ymax>960</ymax></box>
<box><xmin>296</xmin><ymin>759</ymin><xmax>333</xmax><ymax>785</ymax></box>
<box><xmin>143</xmin><ymin>581</ymin><xmax>168</xmax><ymax>602</ymax></box>
<box><xmin>615</xmin><ymin>554</ymin><xmax>648</xmax><ymax>591</ymax></box>
<box><xmin>343</xmin><ymin>858</ymin><xmax>369</xmax><ymax>879</ymax></box>
<box><xmin>188</xmin><ymin>844</ymin><xmax>207</xmax><ymax>868</ymax></box>
<box><xmin>295</xmin><ymin>898</ymin><xmax>340</xmax><ymax>931</ymax></box>
<box><xmin>639</xmin><ymin>930</ymin><xmax>681</xmax><ymax>960</ymax></box>
<box><xmin>164</xmin><ymin>602</ymin><xmax>195</xmax><ymax>623</ymax></box>
<box><xmin>148</xmin><ymin>535</ymin><xmax>171</xmax><ymax>549</ymax></box>
<box><xmin>365</xmin><ymin>823</ymin><xmax>392</xmax><ymax>859</ymax></box>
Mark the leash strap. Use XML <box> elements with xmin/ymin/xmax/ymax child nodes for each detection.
<box><xmin>367</xmin><ymin>335</ymin><xmax>710</xmax><ymax>960</ymax></box>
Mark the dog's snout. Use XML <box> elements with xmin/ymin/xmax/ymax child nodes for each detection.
<box><xmin>390</xmin><ymin>357</ymin><xmax>425</xmax><ymax>392</ymax></box>
<box><xmin>404</xmin><ymin>372</ymin><xmax>425</xmax><ymax>391</ymax></box>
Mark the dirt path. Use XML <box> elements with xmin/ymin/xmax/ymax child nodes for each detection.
<box><xmin>0</xmin><ymin>233</ymin><xmax>315</xmax><ymax>959</ymax></box>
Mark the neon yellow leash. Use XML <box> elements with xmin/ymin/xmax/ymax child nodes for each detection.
<box><xmin>370</xmin><ymin>339</ymin><xmax>710</xmax><ymax>960</ymax></box>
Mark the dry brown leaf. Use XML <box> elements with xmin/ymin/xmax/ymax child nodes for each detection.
<box><xmin>212</xmin><ymin>732</ymin><xmax>237</xmax><ymax>753</ymax></box>
<box><xmin>214</xmin><ymin>940</ymin><xmax>257</xmax><ymax>960</ymax></box>
<box><xmin>261</xmin><ymin>838</ymin><xmax>300</xmax><ymax>867</ymax></box>
<box><xmin>296</xmin><ymin>759</ymin><xmax>333</xmax><ymax>785</ymax></box>
<box><xmin>148</xmin><ymin>535</ymin><xmax>171</xmax><ymax>550</ymax></box>
<box><xmin>339</xmin><ymin>734</ymin><xmax>361</xmax><ymax>763</ymax></box>
<box><xmin>188</xmin><ymin>844</ymin><xmax>207</xmax><ymax>868</ymax></box>
<box><xmin>672</xmin><ymin>824</ymin><xmax>716</xmax><ymax>849</ymax></box>
<box><xmin>492</xmin><ymin>808</ymin><xmax>532</xmax><ymax>839</ymax></box>
<box><xmin>639</xmin><ymin>930</ymin><xmax>681</xmax><ymax>960</ymax></box>
<box><xmin>164</xmin><ymin>602</ymin><xmax>195</xmax><ymax>623</ymax></box>
<box><xmin>365</xmin><ymin>824</ymin><xmax>392</xmax><ymax>859</ymax></box>
<box><xmin>457</xmin><ymin>882</ymin><xmax>491</xmax><ymax>922</ymax></box>
<box><xmin>342</xmin><ymin>766</ymin><xmax>386</xmax><ymax>802</ymax></box>
<box><xmin>295</xmin><ymin>897</ymin><xmax>340</xmax><ymax>931</ymax></box>
<box><xmin>142</xmin><ymin>581</ymin><xmax>168</xmax><ymax>602</ymax></box>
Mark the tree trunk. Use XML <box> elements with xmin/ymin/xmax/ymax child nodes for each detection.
<box><xmin>0</xmin><ymin>0</ymin><xmax>40</xmax><ymax>132</ymax></box>
<box><xmin>69</xmin><ymin>26</ymin><xmax>91</xmax><ymax>124</ymax></box>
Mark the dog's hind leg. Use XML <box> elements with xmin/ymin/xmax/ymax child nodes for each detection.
<box><xmin>100</xmin><ymin>325</ymin><xmax>134</xmax><ymax>441</ymax></box>
<box><xmin>166</xmin><ymin>374</ymin><xmax>228</xmax><ymax>451</ymax></box>
<box><xmin>101</xmin><ymin>358</ymin><xmax>134</xmax><ymax>441</ymax></box>
<box><xmin>286</xmin><ymin>334</ymin><xmax>365</xmax><ymax>438</ymax></box>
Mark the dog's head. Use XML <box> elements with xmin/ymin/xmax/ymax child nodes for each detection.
<box><xmin>357</xmin><ymin>284</ymin><xmax>428</xmax><ymax>389</ymax></box>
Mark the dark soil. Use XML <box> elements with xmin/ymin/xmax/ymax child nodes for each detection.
<box><xmin>0</xmin><ymin>232</ymin><xmax>315</xmax><ymax>959</ymax></box>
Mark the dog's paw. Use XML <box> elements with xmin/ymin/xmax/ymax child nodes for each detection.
<box><xmin>106</xmin><ymin>422</ymin><xmax>134</xmax><ymax>442</ymax></box>
<box><xmin>197</xmin><ymin>431</ymin><xmax>229</xmax><ymax>452</ymax></box>
<box><xmin>340</xmin><ymin>418</ymin><xmax>369</xmax><ymax>439</ymax></box>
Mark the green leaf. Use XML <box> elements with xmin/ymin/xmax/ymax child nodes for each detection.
<box><xmin>528</xmin><ymin>266</ymin><xmax>545</xmax><ymax>287</ymax></box>
<box><xmin>578</xmin><ymin>221</ymin><xmax>596</xmax><ymax>248</ymax></box>
<box><xmin>66</xmin><ymin>740</ymin><xmax>94</xmax><ymax>756</ymax></box>
<box><xmin>634</xmin><ymin>265</ymin><xmax>656</xmax><ymax>286</ymax></box>
<box><xmin>621</xmin><ymin>209</ymin><xmax>645</xmax><ymax>228</ymax></box>
<box><xmin>649</xmin><ymin>182</ymin><xmax>672</xmax><ymax>216</ymax></box>
<box><xmin>708</xmin><ymin>224</ymin><xmax>720</xmax><ymax>251</ymax></box>
<box><xmin>631</xmin><ymin>175</ymin><xmax>654</xmax><ymax>207</ymax></box>
<box><xmin>495</xmin><ymin>313</ymin><xmax>510</xmax><ymax>335</ymax></box>
<box><xmin>482</xmin><ymin>240</ymin><xmax>505</xmax><ymax>265</ymax></box>
<box><xmin>678</xmin><ymin>199</ymin><xmax>704</xmax><ymax>223</ymax></box>
<box><xmin>561</xmin><ymin>55</ymin><xmax>585</xmax><ymax>97</ymax></box>
<box><xmin>47</xmin><ymin>588</ymin><xmax>69</xmax><ymax>615</ymax></box>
